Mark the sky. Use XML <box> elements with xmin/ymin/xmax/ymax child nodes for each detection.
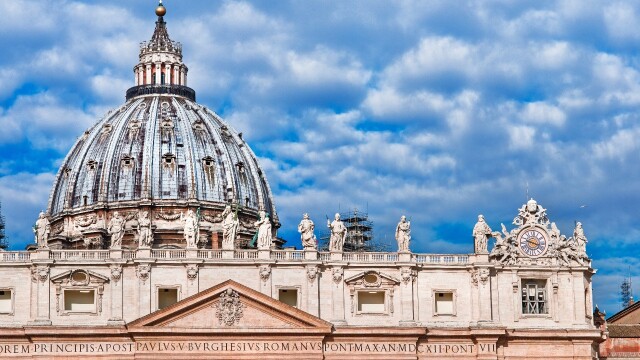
<box><xmin>1</xmin><ymin>0</ymin><xmax>639</xmax><ymax>315</ymax></box>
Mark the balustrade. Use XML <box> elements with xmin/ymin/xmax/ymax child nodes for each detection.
<box><xmin>0</xmin><ymin>249</ymin><xmax>472</xmax><ymax>265</ymax></box>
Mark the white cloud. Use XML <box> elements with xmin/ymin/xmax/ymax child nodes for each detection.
<box><xmin>520</xmin><ymin>102</ymin><xmax>566</xmax><ymax>127</ymax></box>
<box><xmin>0</xmin><ymin>93</ymin><xmax>95</xmax><ymax>150</ymax></box>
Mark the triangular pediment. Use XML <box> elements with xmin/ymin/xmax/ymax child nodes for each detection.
<box><xmin>128</xmin><ymin>280</ymin><xmax>332</xmax><ymax>333</ymax></box>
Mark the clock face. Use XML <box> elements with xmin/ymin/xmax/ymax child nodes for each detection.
<box><xmin>518</xmin><ymin>229</ymin><xmax>548</xmax><ymax>257</ymax></box>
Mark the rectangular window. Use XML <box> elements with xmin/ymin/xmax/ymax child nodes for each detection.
<box><xmin>357</xmin><ymin>291</ymin><xmax>386</xmax><ymax>313</ymax></box>
<box><xmin>278</xmin><ymin>289</ymin><xmax>298</xmax><ymax>308</ymax></box>
<box><xmin>0</xmin><ymin>289</ymin><xmax>12</xmax><ymax>313</ymax></box>
<box><xmin>64</xmin><ymin>290</ymin><xmax>96</xmax><ymax>312</ymax></box>
<box><xmin>434</xmin><ymin>292</ymin><xmax>455</xmax><ymax>315</ymax></box>
<box><xmin>158</xmin><ymin>288</ymin><xmax>179</xmax><ymax>310</ymax></box>
<box><xmin>521</xmin><ymin>280</ymin><xmax>548</xmax><ymax>315</ymax></box>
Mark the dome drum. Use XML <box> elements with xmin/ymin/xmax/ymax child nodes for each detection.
<box><xmin>44</xmin><ymin>203</ymin><xmax>277</xmax><ymax>250</ymax></box>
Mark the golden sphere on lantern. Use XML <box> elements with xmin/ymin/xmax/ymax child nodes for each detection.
<box><xmin>155</xmin><ymin>2</ymin><xmax>166</xmax><ymax>17</ymax></box>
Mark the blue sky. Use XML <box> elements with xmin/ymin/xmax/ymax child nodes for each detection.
<box><xmin>1</xmin><ymin>0</ymin><xmax>640</xmax><ymax>315</ymax></box>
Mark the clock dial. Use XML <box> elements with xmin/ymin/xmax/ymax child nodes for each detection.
<box><xmin>518</xmin><ymin>229</ymin><xmax>548</xmax><ymax>257</ymax></box>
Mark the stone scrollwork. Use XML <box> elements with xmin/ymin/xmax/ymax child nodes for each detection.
<box><xmin>216</xmin><ymin>289</ymin><xmax>244</xmax><ymax>326</ymax></box>
<box><xmin>332</xmin><ymin>267</ymin><xmax>343</xmax><ymax>284</ymax></box>
<box><xmin>31</xmin><ymin>265</ymin><xmax>49</xmax><ymax>283</ymax></box>
<box><xmin>74</xmin><ymin>214</ymin><xmax>97</xmax><ymax>228</ymax></box>
<box><xmin>186</xmin><ymin>264</ymin><xmax>199</xmax><ymax>281</ymax></box>
<box><xmin>400</xmin><ymin>267</ymin><xmax>416</xmax><ymax>285</ymax></box>
<box><xmin>110</xmin><ymin>265</ymin><xmax>123</xmax><ymax>282</ymax></box>
<box><xmin>136</xmin><ymin>264</ymin><xmax>151</xmax><ymax>283</ymax></box>
<box><xmin>471</xmin><ymin>268</ymin><xmax>490</xmax><ymax>287</ymax></box>
<box><xmin>155</xmin><ymin>210</ymin><xmax>182</xmax><ymax>221</ymax></box>
<box><xmin>513</xmin><ymin>198</ymin><xmax>549</xmax><ymax>227</ymax></box>
<box><xmin>306</xmin><ymin>266</ymin><xmax>318</xmax><ymax>282</ymax></box>
<box><xmin>259</xmin><ymin>265</ymin><xmax>271</xmax><ymax>282</ymax></box>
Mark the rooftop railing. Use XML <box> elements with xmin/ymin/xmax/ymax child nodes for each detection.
<box><xmin>0</xmin><ymin>249</ymin><xmax>479</xmax><ymax>266</ymax></box>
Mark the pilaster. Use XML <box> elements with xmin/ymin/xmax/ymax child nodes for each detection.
<box><xmin>331</xmin><ymin>266</ymin><xmax>346</xmax><ymax>325</ymax></box>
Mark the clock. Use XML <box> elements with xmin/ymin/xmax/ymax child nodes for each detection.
<box><xmin>518</xmin><ymin>228</ymin><xmax>548</xmax><ymax>257</ymax></box>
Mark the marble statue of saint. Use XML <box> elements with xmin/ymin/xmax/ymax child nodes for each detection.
<box><xmin>573</xmin><ymin>222</ymin><xmax>588</xmax><ymax>260</ymax></box>
<box><xmin>473</xmin><ymin>215</ymin><xmax>492</xmax><ymax>254</ymax></box>
<box><xmin>108</xmin><ymin>212</ymin><xmax>125</xmax><ymax>249</ymax></box>
<box><xmin>222</xmin><ymin>205</ymin><xmax>239</xmax><ymax>250</ymax></box>
<box><xmin>182</xmin><ymin>209</ymin><xmax>199</xmax><ymax>249</ymax></box>
<box><xmin>298</xmin><ymin>213</ymin><xmax>316</xmax><ymax>250</ymax></box>
<box><xmin>137</xmin><ymin>211</ymin><xmax>153</xmax><ymax>248</ymax></box>
<box><xmin>395</xmin><ymin>215</ymin><xmax>411</xmax><ymax>252</ymax></box>
<box><xmin>327</xmin><ymin>213</ymin><xmax>347</xmax><ymax>252</ymax></box>
<box><xmin>34</xmin><ymin>212</ymin><xmax>50</xmax><ymax>248</ymax></box>
<box><xmin>255</xmin><ymin>210</ymin><xmax>272</xmax><ymax>250</ymax></box>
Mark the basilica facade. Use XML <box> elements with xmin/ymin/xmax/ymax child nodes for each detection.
<box><xmin>0</xmin><ymin>2</ymin><xmax>602</xmax><ymax>359</ymax></box>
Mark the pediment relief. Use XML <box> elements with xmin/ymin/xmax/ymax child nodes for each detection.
<box><xmin>50</xmin><ymin>269</ymin><xmax>109</xmax><ymax>286</ymax></box>
<box><xmin>128</xmin><ymin>280</ymin><xmax>332</xmax><ymax>332</ymax></box>
<box><xmin>344</xmin><ymin>271</ymin><xmax>400</xmax><ymax>288</ymax></box>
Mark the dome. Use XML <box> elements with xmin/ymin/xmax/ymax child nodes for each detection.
<box><xmin>43</xmin><ymin>5</ymin><xmax>279</xmax><ymax>250</ymax></box>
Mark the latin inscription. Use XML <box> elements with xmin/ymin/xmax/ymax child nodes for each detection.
<box><xmin>0</xmin><ymin>341</ymin><xmax>497</xmax><ymax>356</ymax></box>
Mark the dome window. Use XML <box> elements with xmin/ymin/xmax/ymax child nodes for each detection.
<box><xmin>87</xmin><ymin>160</ymin><xmax>98</xmax><ymax>171</ymax></box>
<box><xmin>121</xmin><ymin>156</ymin><xmax>135</xmax><ymax>168</ymax></box>
<box><xmin>203</xmin><ymin>156</ymin><xmax>214</xmax><ymax>168</ymax></box>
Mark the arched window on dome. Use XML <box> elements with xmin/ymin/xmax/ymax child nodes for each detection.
<box><xmin>161</xmin><ymin>72</ymin><xmax>165</xmax><ymax>85</ymax></box>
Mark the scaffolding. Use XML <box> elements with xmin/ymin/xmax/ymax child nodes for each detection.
<box><xmin>321</xmin><ymin>208</ymin><xmax>389</xmax><ymax>252</ymax></box>
<box><xmin>621</xmin><ymin>272</ymin><xmax>633</xmax><ymax>309</ymax></box>
<box><xmin>0</xmin><ymin>202</ymin><xmax>6</xmax><ymax>250</ymax></box>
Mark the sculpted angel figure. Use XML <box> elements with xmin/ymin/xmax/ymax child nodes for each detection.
<box><xmin>255</xmin><ymin>210</ymin><xmax>272</xmax><ymax>250</ymax></box>
<box><xmin>182</xmin><ymin>209</ymin><xmax>199</xmax><ymax>249</ymax></box>
<box><xmin>473</xmin><ymin>215</ymin><xmax>492</xmax><ymax>254</ymax></box>
<box><xmin>490</xmin><ymin>224</ymin><xmax>517</xmax><ymax>264</ymax></box>
<box><xmin>222</xmin><ymin>205</ymin><xmax>239</xmax><ymax>250</ymax></box>
<box><xmin>137</xmin><ymin>211</ymin><xmax>153</xmax><ymax>248</ymax></box>
<box><xmin>34</xmin><ymin>212</ymin><xmax>50</xmax><ymax>248</ymax></box>
<box><xmin>327</xmin><ymin>213</ymin><xmax>347</xmax><ymax>252</ymax></box>
<box><xmin>298</xmin><ymin>213</ymin><xmax>317</xmax><ymax>250</ymax></box>
<box><xmin>108</xmin><ymin>211</ymin><xmax>125</xmax><ymax>249</ymax></box>
<box><xmin>395</xmin><ymin>215</ymin><xmax>411</xmax><ymax>252</ymax></box>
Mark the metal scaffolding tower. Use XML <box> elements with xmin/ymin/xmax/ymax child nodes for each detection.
<box><xmin>0</xmin><ymin>202</ymin><xmax>7</xmax><ymax>250</ymax></box>
<box><xmin>320</xmin><ymin>208</ymin><xmax>389</xmax><ymax>252</ymax></box>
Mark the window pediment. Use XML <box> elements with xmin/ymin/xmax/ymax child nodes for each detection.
<box><xmin>50</xmin><ymin>269</ymin><xmax>110</xmax><ymax>286</ymax></box>
<box><xmin>344</xmin><ymin>271</ymin><xmax>400</xmax><ymax>288</ymax></box>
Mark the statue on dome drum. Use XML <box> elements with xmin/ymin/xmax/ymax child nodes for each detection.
<box><xmin>473</xmin><ymin>214</ymin><xmax>492</xmax><ymax>254</ymax></box>
<box><xmin>137</xmin><ymin>211</ymin><xmax>153</xmax><ymax>248</ymax></box>
<box><xmin>327</xmin><ymin>213</ymin><xmax>346</xmax><ymax>252</ymax></box>
<box><xmin>34</xmin><ymin>212</ymin><xmax>50</xmax><ymax>248</ymax></box>
<box><xmin>108</xmin><ymin>212</ymin><xmax>125</xmax><ymax>249</ymax></box>
<box><xmin>255</xmin><ymin>210</ymin><xmax>272</xmax><ymax>250</ymax></box>
<box><xmin>298</xmin><ymin>213</ymin><xmax>316</xmax><ymax>250</ymax></box>
<box><xmin>182</xmin><ymin>209</ymin><xmax>200</xmax><ymax>249</ymax></box>
<box><xmin>221</xmin><ymin>204</ymin><xmax>239</xmax><ymax>250</ymax></box>
<box><xmin>395</xmin><ymin>215</ymin><xmax>411</xmax><ymax>252</ymax></box>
